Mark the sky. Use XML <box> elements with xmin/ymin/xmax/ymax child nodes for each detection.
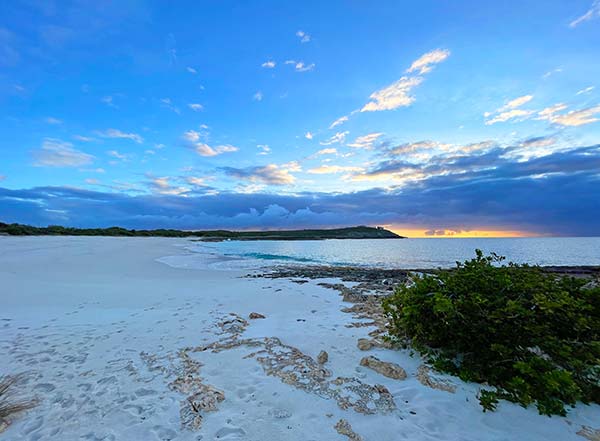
<box><xmin>1</xmin><ymin>0</ymin><xmax>600</xmax><ymax>237</ymax></box>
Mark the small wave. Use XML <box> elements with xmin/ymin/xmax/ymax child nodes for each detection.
<box><xmin>225</xmin><ymin>251</ymin><xmax>321</xmax><ymax>264</ymax></box>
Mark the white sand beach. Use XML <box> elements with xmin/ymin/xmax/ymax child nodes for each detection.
<box><xmin>1</xmin><ymin>236</ymin><xmax>598</xmax><ymax>441</ymax></box>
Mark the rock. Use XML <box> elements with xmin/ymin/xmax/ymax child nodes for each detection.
<box><xmin>334</xmin><ymin>419</ymin><xmax>363</xmax><ymax>441</ymax></box>
<box><xmin>249</xmin><ymin>312</ymin><xmax>266</xmax><ymax>319</ymax></box>
<box><xmin>359</xmin><ymin>356</ymin><xmax>407</xmax><ymax>380</ymax></box>
<box><xmin>577</xmin><ymin>426</ymin><xmax>600</xmax><ymax>441</ymax></box>
<box><xmin>357</xmin><ymin>338</ymin><xmax>373</xmax><ymax>351</ymax></box>
<box><xmin>416</xmin><ymin>365</ymin><xmax>456</xmax><ymax>393</ymax></box>
<box><xmin>317</xmin><ymin>350</ymin><xmax>328</xmax><ymax>364</ymax></box>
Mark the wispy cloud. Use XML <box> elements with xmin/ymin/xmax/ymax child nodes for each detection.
<box><xmin>361</xmin><ymin>49</ymin><xmax>450</xmax><ymax>112</ymax></box>
<box><xmin>347</xmin><ymin>132</ymin><xmax>383</xmax><ymax>149</ymax></box>
<box><xmin>261</xmin><ymin>60</ymin><xmax>276</xmax><ymax>68</ymax></box>
<box><xmin>576</xmin><ymin>86</ymin><xmax>595</xmax><ymax>95</ymax></box>
<box><xmin>406</xmin><ymin>48</ymin><xmax>451</xmax><ymax>75</ymax></box>
<box><xmin>73</xmin><ymin>135</ymin><xmax>95</xmax><ymax>142</ymax></box>
<box><xmin>33</xmin><ymin>139</ymin><xmax>94</xmax><ymax>167</ymax></box>
<box><xmin>296</xmin><ymin>30</ymin><xmax>311</xmax><ymax>43</ymax></box>
<box><xmin>148</xmin><ymin>175</ymin><xmax>190</xmax><ymax>196</ymax></box>
<box><xmin>183</xmin><ymin>130</ymin><xmax>239</xmax><ymax>157</ymax></box>
<box><xmin>307</xmin><ymin>165</ymin><xmax>363</xmax><ymax>174</ymax></box>
<box><xmin>222</xmin><ymin>163</ymin><xmax>297</xmax><ymax>185</ymax></box>
<box><xmin>305</xmin><ymin>132</ymin><xmax>314</xmax><ymax>140</ymax></box>
<box><xmin>97</xmin><ymin>128</ymin><xmax>143</xmax><ymax>144</ymax></box>
<box><xmin>329</xmin><ymin>115</ymin><xmax>348</xmax><ymax>129</ymax></box>
<box><xmin>107</xmin><ymin>150</ymin><xmax>129</xmax><ymax>161</ymax></box>
<box><xmin>45</xmin><ymin>117</ymin><xmax>62</xmax><ymax>124</ymax></box>
<box><xmin>315</xmin><ymin>148</ymin><xmax>337</xmax><ymax>156</ymax></box>
<box><xmin>101</xmin><ymin>95</ymin><xmax>117</xmax><ymax>108</ymax></box>
<box><xmin>285</xmin><ymin>60</ymin><xmax>315</xmax><ymax>72</ymax></box>
<box><xmin>320</xmin><ymin>131</ymin><xmax>348</xmax><ymax>145</ymax></box>
<box><xmin>253</xmin><ymin>91</ymin><xmax>263</xmax><ymax>101</ymax></box>
<box><xmin>485</xmin><ymin>95</ymin><xmax>534</xmax><ymax>125</ymax></box>
<box><xmin>160</xmin><ymin>98</ymin><xmax>181</xmax><ymax>114</ymax></box>
<box><xmin>257</xmin><ymin>144</ymin><xmax>271</xmax><ymax>155</ymax></box>
<box><xmin>570</xmin><ymin>0</ymin><xmax>600</xmax><ymax>27</ymax></box>
<box><xmin>547</xmin><ymin>105</ymin><xmax>600</xmax><ymax>126</ymax></box>
<box><xmin>187</xmin><ymin>67</ymin><xmax>197</xmax><ymax>74</ymax></box>
<box><xmin>542</xmin><ymin>67</ymin><xmax>562</xmax><ymax>79</ymax></box>
<box><xmin>188</xmin><ymin>103</ymin><xmax>204</xmax><ymax>111</ymax></box>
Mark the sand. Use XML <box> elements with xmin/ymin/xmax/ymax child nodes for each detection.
<box><xmin>0</xmin><ymin>236</ymin><xmax>598</xmax><ymax>440</ymax></box>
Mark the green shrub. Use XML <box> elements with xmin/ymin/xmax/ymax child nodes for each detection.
<box><xmin>382</xmin><ymin>250</ymin><xmax>600</xmax><ymax>416</ymax></box>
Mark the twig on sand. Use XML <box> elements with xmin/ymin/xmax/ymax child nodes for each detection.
<box><xmin>0</xmin><ymin>373</ymin><xmax>38</xmax><ymax>433</ymax></box>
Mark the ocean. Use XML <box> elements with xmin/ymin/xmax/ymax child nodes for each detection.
<box><xmin>184</xmin><ymin>237</ymin><xmax>600</xmax><ymax>270</ymax></box>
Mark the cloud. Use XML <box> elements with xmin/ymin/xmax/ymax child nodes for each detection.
<box><xmin>257</xmin><ymin>144</ymin><xmax>271</xmax><ymax>155</ymax></box>
<box><xmin>361</xmin><ymin>76</ymin><xmax>423</xmax><ymax>112</ymax></box>
<box><xmin>570</xmin><ymin>0</ymin><xmax>600</xmax><ymax>27</ymax></box>
<box><xmin>347</xmin><ymin>132</ymin><xmax>384</xmax><ymax>149</ymax></box>
<box><xmin>261</xmin><ymin>60</ymin><xmax>276</xmax><ymax>68</ymax></box>
<box><xmin>329</xmin><ymin>116</ymin><xmax>348</xmax><ymax>129</ymax></box>
<box><xmin>296</xmin><ymin>30</ymin><xmax>311</xmax><ymax>43</ymax></box>
<box><xmin>521</xmin><ymin>136</ymin><xmax>557</xmax><ymax>148</ymax></box>
<box><xmin>485</xmin><ymin>95</ymin><xmax>535</xmax><ymax>125</ymax></box>
<box><xmin>107</xmin><ymin>150</ymin><xmax>128</xmax><ymax>161</ymax></box>
<box><xmin>73</xmin><ymin>135</ymin><xmax>96</xmax><ymax>142</ymax></box>
<box><xmin>536</xmin><ymin>104</ymin><xmax>600</xmax><ymax>126</ymax></box>
<box><xmin>196</xmin><ymin>144</ymin><xmax>238</xmax><ymax>157</ymax></box>
<box><xmin>307</xmin><ymin>165</ymin><xmax>364</xmax><ymax>174</ymax></box>
<box><xmin>253</xmin><ymin>91</ymin><xmax>263</xmax><ymax>101</ymax></box>
<box><xmin>0</xmin><ymin>175</ymin><xmax>6</xmax><ymax>181</ymax></box>
<box><xmin>315</xmin><ymin>148</ymin><xmax>337</xmax><ymax>156</ymax></box>
<box><xmin>101</xmin><ymin>96</ymin><xmax>117</xmax><ymax>108</ymax></box>
<box><xmin>285</xmin><ymin>60</ymin><xmax>315</xmax><ymax>72</ymax></box>
<box><xmin>160</xmin><ymin>98</ymin><xmax>181</xmax><ymax>114</ymax></box>
<box><xmin>32</xmin><ymin>139</ymin><xmax>94</xmax><ymax>167</ymax></box>
<box><xmin>187</xmin><ymin>176</ymin><xmax>208</xmax><ymax>186</ymax></box>
<box><xmin>4</xmin><ymin>145</ymin><xmax>600</xmax><ymax>235</ymax></box>
<box><xmin>542</xmin><ymin>67</ymin><xmax>563</xmax><ymax>79</ymax></box>
<box><xmin>188</xmin><ymin>103</ymin><xmax>204</xmax><ymax>111</ymax></box>
<box><xmin>305</xmin><ymin>132</ymin><xmax>314</xmax><ymax>140</ymax></box>
<box><xmin>222</xmin><ymin>164</ymin><xmax>297</xmax><ymax>185</ymax></box>
<box><xmin>361</xmin><ymin>49</ymin><xmax>449</xmax><ymax>112</ymax></box>
<box><xmin>148</xmin><ymin>176</ymin><xmax>190</xmax><ymax>196</ymax></box>
<box><xmin>486</xmin><ymin>109</ymin><xmax>534</xmax><ymax>125</ymax></box>
<box><xmin>320</xmin><ymin>131</ymin><xmax>349</xmax><ymax>145</ymax></box>
<box><xmin>576</xmin><ymin>86</ymin><xmax>595</xmax><ymax>95</ymax></box>
<box><xmin>549</xmin><ymin>105</ymin><xmax>600</xmax><ymax>127</ymax></box>
<box><xmin>187</xmin><ymin>67</ymin><xmax>197</xmax><ymax>74</ymax></box>
<box><xmin>45</xmin><ymin>117</ymin><xmax>62</xmax><ymax>124</ymax></box>
<box><xmin>97</xmin><ymin>129</ymin><xmax>143</xmax><ymax>144</ymax></box>
<box><xmin>183</xmin><ymin>130</ymin><xmax>238</xmax><ymax>157</ymax></box>
<box><xmin>406</xmin><ymin>48</ymin><xmax>451</xmax><ymax>75</ymax></box>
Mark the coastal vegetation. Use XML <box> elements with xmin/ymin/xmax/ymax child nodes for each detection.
<box><xmin>0</xmin><ymin>222</ymin><xmax>402</xmax><ymax>240</ymax></box>
<box><xmin>383</xmin><ymin>250</ymin><xmax>600</xmax><ymax>416</ymax></box>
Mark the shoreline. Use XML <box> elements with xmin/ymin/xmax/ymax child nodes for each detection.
<box><xmin>1</xmin><ymin>236</ymin><xmax>598</xmax><ymax>440</ymax></box>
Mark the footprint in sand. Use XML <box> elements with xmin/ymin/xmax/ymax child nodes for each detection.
<box><xmin>215</xmin><ymin>427</ymin><xmax>246</xmax><ymax>439</ymax></box>
<box><xmin>152</xmin><ymin>425</ymin><xmax>178</xmax><ymax>440</ymax></box>
<box><xmin>34</xmin><ymin>382</ymin><xmax>56</xmax><ymax>392</ymax></box>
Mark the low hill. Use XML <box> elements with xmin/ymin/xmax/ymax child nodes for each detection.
<box><xmin>0</xmin><ymin>222</ymin><xmax>404</xmax><ymax>240</ymax></box>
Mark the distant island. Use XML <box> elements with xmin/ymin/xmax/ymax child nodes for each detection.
<box><xmin>0</xmin><ymin>222</ymin><xmax>404</xmax><ymax>241</ymax></box>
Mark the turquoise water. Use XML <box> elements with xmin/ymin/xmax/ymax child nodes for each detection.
<box><xmin>195</xmin><ymin>237</ymin><xmax>600</xmax><ymax>269</ymax></box>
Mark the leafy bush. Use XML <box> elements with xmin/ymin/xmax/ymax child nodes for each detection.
<box><xmin>382</xmin><ymin>250</ymin><xmax>600</xmax><ymax>416</ymax></box>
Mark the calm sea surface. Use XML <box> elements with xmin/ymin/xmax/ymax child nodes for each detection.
<box><xmin>191</xmin><ymin>237</ymin><xmax>600</xmax><ymax>269</ymax></box>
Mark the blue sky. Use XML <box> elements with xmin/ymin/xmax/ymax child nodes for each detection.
<box><xmin>1</xmin><ymin>0</ymin><xmax>600</xmax><ymax>236</ymax></box>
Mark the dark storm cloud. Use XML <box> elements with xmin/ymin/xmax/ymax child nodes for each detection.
<box><xmin>1</xmin><ymin>145</ymin><xmax>599</xmax><ymax>235</ymax></box>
